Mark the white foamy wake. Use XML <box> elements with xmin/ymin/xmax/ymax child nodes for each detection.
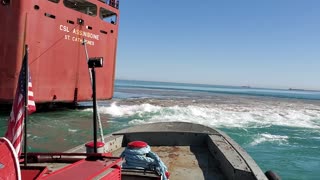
<box><xmin>68</xmin><ymin>129</ymin><xmax>78</xmax><ymax>133</ymax></box>
<box><xmin>96</xmin><ymin>102</ymin><xmax>320</xmax><ymax>129</ymax></box>
<box><xmin>250</xmin><ymin>133</ymin><xmax>289</xmax><ymax>146</ymax></box>
<box><xmin>99</xmin><ymin>102</ymin><xmax>162</xmax><ymax>117</ymax></box>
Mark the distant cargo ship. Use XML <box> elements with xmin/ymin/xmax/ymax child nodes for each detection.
<box><xmin>288</xmin><ymin>88</ymin><xmax>305</xmax><ymax>91</ymax></box>
<box><xmin>0</xmin><ymin>0</ymin><xmax>119</xmax><ymax>105</ymax></box>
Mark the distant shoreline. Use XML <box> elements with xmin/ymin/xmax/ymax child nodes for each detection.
<box><xmin>116</xmin><ymin>79</ymin><xmax>320</xmax><ymax>92</ymax></box>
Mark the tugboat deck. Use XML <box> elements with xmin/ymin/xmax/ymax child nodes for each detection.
<box><xmin>13</xmin><ymin>122</ymin><xmax>269</xmax><ymax>180</ymax></box>
<box><xmin>112</xmin><ymin>146</ymin><xmax>226</xmax><ymax>180</ymax></box>
<box><xmin>65</xmin><ymin>122</ymin><xmax>267</xmax><ymax>180</ymax></box>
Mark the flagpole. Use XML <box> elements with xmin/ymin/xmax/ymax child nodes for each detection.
<box><xmin>24</xmin><ymin>45</ymin><xmax>28</xmax><ymax>166</ymax></box>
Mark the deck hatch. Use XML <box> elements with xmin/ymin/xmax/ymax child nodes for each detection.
<box><xmin>67</xmin><ymin>20</ymin><xmax>75</xmax><ymax>24</ymax></box>
<box><xmin>63</xmin><ymin>0</ymin><xmax>97</xmax><ymax>17</ymax></box>
<box><xmin>100</xmin><ymin>30</ymin><xmax>107</xmax><ymax>34</ymax></box>
<box><xmin>48</xmin><ymin>0</ymin><xmax>60</xmax><ymax>3</ymax></box>
<box><xmin>45</xmin><ymin>13</ymin><xmax>56</xmax><ymax>19</ymax></box>
<box><xmin>100</xmin><ymin>7</ymin><xmax>117</xmax><ymax>24</ymax></box>
<box><xmin>1</xmin><ymin>0</ymin><xmax>10</xmax><ymax>6</ymax></box>
<box><xmin>86</xmin><ymin>25</ymin><xmax>92</xmax><ymax>30</ymax></box>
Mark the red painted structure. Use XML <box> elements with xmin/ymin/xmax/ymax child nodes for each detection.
<box><xmin>40</xmin><ymin>155</ymin><xmax>121</xmax><ymax>180</ymax></box>
<box><xmin>0</xmin><ymin>0</ymin><xmax>119</xmax><ymax>104</ymax></box>
<box><xmin>128</xmin><ymin>141</ymin><xmax>148</xmax><ymax>148</ymax></box>
<box><xmin>1</xmin><ymin>1</ymin><xmax>124</xmax><ymax>179</ymax></box>
<box><xmin>19</xmin><ymin>153</ymin><xmax>122</xmax><ymax>179</ymax></box>
<box><xmin>0</xmin><ymin>137</ymin><xmax>21</xmax><ymax>180</ymax></box>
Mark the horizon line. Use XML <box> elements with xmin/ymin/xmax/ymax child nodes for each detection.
<box><xmin>115</xmin><ymin>78</ymin><xmax>320</xmax><ymax>92</ymax></box>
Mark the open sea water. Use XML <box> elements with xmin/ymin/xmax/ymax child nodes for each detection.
<box><xmin>1</xmin><ymin>79</ymin><xmax>319</xmax><ymax>179</ymax></box>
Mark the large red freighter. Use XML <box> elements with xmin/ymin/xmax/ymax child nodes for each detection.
<box><xmin>0</xmin><ymin>0</ymin><xmax>119</xmax><ymax>105</ymax></box>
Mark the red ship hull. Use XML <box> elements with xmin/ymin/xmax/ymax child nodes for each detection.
<box><xmin>0</xmin><ymin>0</ymin><xmax>119</xmax><ymax>104</ymax></box>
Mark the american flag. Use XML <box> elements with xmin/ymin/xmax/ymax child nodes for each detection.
<box><xmin>5</xmin><ymin>51</ymin><xmax>36</xmax><ymax>156</ymax></box>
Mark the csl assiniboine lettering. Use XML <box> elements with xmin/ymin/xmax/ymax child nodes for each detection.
<box><xmin>59</xmin><ymin>24</ymin><xmax>98</xmax><ymax>46</ymax></box>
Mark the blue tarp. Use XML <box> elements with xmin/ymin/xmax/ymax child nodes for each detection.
<box><xmin>121</xmin><ymin>145</ymin><xmax>168</xmax><ymax>180</ymax></box>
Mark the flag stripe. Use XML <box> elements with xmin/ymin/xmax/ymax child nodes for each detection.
<box><xmin>5</xmin><ymin>53</ymin><xmax>36</xmax><ymax>156</ymax></box>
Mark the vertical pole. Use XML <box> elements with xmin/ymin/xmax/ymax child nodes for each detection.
<box><xmin>91</xmin><ymin>67</ymin><xmax>97</xmax><ymax>153</ymax></box>
<box><xmin>24</xmin><ymin>45</ymin><xmax>28</xmax><ymax>166</ymax></box>
<box><xmin>83</xmin><ymin>40</ymin><xmax>105</xmax><ymax>147</ymax></box>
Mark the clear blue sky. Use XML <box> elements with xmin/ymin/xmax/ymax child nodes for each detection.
<box><xmin>116</xmin><ymin>0</ymin><xmax>320</xmax><ymax>90</ymax></box>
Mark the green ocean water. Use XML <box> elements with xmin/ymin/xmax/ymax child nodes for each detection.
<box><xmin>1</xmin><ymin>80</ymin><xmax>320</xmax><ymax>179</ymax></box>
